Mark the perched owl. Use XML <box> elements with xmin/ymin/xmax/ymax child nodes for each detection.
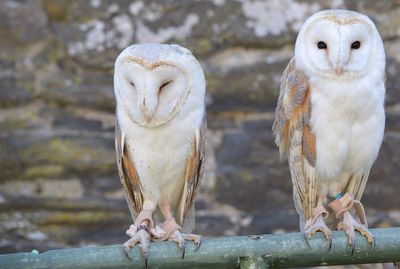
<box><xmin>114</xmin><ymin>44</ymin><xmax>206</xmax><ymax>264</ymax></box>
<box><xmin>273</xmin><ymin>10</ymin><xmax>385</xmax><ymax>251</ymax></box>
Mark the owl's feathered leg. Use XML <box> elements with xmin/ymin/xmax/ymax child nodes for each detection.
<box><xmin>123</xmin><ymin>209</ymin><xmax>155</xmax><ymax>266</ymax></box>
<box><xmin>156</xmin><ymin>202</ymin><xmax>201</xmax><ymax>259</ymax></box>
<box><xmin>304</xmin><ymin>194</ymin><xmax>332</xmax><ymax>249</ymax></box>
<box><xmin>329</xmin><ymin>192</ymin><xmax>374</xmax><ymax>255</ymax></box>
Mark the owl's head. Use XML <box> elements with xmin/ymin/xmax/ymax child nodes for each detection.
<box><xmin>114</xmin><ymin>44</ymin><xmax>205</xmax><ymax>128</ymax></box>
<box><xmin>295</xmin><ymin>10</ymin><xmax>385</xmax><ymax>79</ymax></box>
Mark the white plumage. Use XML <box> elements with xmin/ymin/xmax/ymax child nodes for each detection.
<box><xmin>273</xmin><ymin>10</ymin><xmax>385</xmax><ymax>248</ymax></box>
<box><xmin>114</xmin><ymin>44</ymin><xmax>206</xmax><ymax>262</ymax></box>
<box><xmin>310</xmin><ymin>73</ymin><xmax>385</xmax><ymax>189</ymax></box>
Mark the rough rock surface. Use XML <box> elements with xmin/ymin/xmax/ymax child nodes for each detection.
<box><xmin>0</xmin><ymin>0</ymin><xmax>399</xmax><ymax>254</ymax></box>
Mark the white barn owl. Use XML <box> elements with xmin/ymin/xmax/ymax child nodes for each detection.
<box><xmin>114</xmin><ymin>43</ymin><xmax>206</xmax><ymax>264</ymax></box>
<box><xmin>273</xmin><ymin>10</ymin><xmax>385</xmax><ymax>252</ymax></box>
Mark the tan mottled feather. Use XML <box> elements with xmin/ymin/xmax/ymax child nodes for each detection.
<box><xmin>273</xmin><ymin>58</ymin><xmax>317</xmax><ymax>222</ymax></box>
<box><xmin>115</xmin><ymin>119</ymin><xmax>144</xmax><ymax>220</ymax></box>
<box><xmin>177</xmin><ymin>114</ymin><xmax>206</xmax><ymax>227</ymax></box>
<box><xmin>344</xmin><ymin>172</ymin><xmax>370</xmax><ymax>201</ymax></box>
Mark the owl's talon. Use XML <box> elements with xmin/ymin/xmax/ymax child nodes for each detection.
<box><xmin>122</xmin><ymin>226</ymin><xmax>150</xmax><ymax>263</ymax></box>
<box><xmin>123</xmin><ymin>247</ymin><xmax>132</xmax><ymax>261</ymax></box>
<box><xmin>181</xmin><ymin>244</ymin><xmax>185</xmax><ymax>259</ymax></box>
<box><xmin>143</xmin><ymin>251</ymin><xmax>148</xmax><ymax>268</ymax></box>
<box><xmin>328</xmin><ymin>235</ymin><xmax>332</xmax><ymax>251</ymax></box>
<box><xmin>337</xmin><ymin>211</ymin><xmax>374</xmax><ymax>255</ymax></box>
<box><xmin>194</xmin><ymin>239</ymin><xmax>201</xmax><ymax>251</ymax></box>
<box><xmin>123</xmin><ymin>238</ymin><xmax>137</xmax><ymax>261</ymax></box>
<box><xmin>304</xmin><ymin>214</ymin><xmax>332</xmax><ymax>250</ymax></box>
<box><xmin>167</xmin><ymin>226</ymin><xmax>201</xmax><ymax>258</ymax></box>
<box><xmin>304</xmin><ymin>234</ymin><xmax>311</xmax><ymax>248</ymax></box>
<box><xmin>370</xmin><ymin>237</ymin><xmax>375</xmax><ymax>251</ymax></box>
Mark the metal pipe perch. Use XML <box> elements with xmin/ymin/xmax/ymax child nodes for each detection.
<box><xmin>0</xmin><ymin>228</ymin><xmax>399</xmax><ymax>269</ymax></box>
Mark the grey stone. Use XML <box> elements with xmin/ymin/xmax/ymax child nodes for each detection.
<box><xmin>0</xmin><ymin>0</ymin><xmax>48</xmax><ymax>44</ymax></box>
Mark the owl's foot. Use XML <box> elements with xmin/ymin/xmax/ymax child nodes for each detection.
<box><xmin>169</xmin><ymin>230</ymin><xmax>202</xmax><ymax>259</ymax></box>
<box><xmin>329</xmin><ymin>193</ymin><xmax>374</xmax><ymax>255</ymax></box>
<box><xmin>304</xmin><ymin>204</ymin><xmax>332</xmax><ymax>249</ymax></box>
<box><xmin>123</xmin><ymin>224</ymin><xmax>150</xmax><ymax>266</ymax></box>
<box><xmin>123</xmin><ymin>210</ymin><xmax>155</xmax><ymax>266</ymax></box>
<box><xmin>337</xmin><ymin>211</ymin><xmax>374</xmax><ymax>254</ymax></box>
<box><xmin>154</xmin><ymin>217</ymin><xmax>201</xmax><ymax>259</ymax></box>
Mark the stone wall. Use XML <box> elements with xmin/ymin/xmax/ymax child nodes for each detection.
<box><xmin>1</xmin><ymin>0</ymin><xmax>400</xmax><ymax>254</ymax></box>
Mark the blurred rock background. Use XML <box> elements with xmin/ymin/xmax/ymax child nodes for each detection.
<box><xmin>0</xmin><ymin>0</ymin><xmax>399</xmax><ymax>254</ymax></box>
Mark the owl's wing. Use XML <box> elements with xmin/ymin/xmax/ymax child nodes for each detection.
<box><xmin>115</xmin><ymin>119</ymin><xmax>143</xmax><ymax>220</ymax></box>
<box><xmin>177</xmin><ymin>113</ymin><xmax>207</xmax><ymax>229</ymax></box>
<box><xmin>273</xmin><ymin>58</ymin><xmax>317</xmax><ymax>225</ymax></box>
<box><xmin>344</xmin><ymin>172</ymin><xmax>370</xmax><ymax>201</ymax></box>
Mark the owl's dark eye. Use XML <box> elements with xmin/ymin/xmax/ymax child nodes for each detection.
<box><xmin>351</xmin><ymin>41</ymin><xmax>361</xmax><ymax>49</ymax></box>
<box><xmin>317</xmin><ymin>41</ymin><xmax>327</xmax><ymax>49</ymax></box>
<box><xmin>130</xmin><ymin>81</ymin><xmax>135</xmax><ymax>87</ymax></box>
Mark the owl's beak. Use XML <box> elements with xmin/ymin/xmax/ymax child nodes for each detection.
<box><xmin>141</xmin><ymin>98</ymin><xmax>151</xmax><ymax>122</ymax></box>
<box><xmin>139</xmin><ymin>79</ymin><xmax>159</xmax><ymax>122</ymax></box>
<box><xmin>335</xmin><ymin>66</ymin><xmax>344</xmax><ymax>75</ymax></box>
<box><xmin>141</xmin><ymin>97</ymin><xmax>157</xmax><ymax>122</ymax></box>
<box><xmin>331</xmin><ymin>43</ymin><xmax>348</xmax><ymax>76</ymax></box>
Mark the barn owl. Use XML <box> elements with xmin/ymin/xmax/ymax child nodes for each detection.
<box><xmin>273</xmin><ymin>10</ymin><xmax>385</xmax><ymax>252</ymax></box>
<box><xmin>114</xmin><ymin>43</ymin><xmax>206</xmax><ymax>264</ymax></box>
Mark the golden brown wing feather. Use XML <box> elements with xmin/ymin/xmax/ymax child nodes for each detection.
<box><xmin>344</xmin><ymin>172</ymin><xmax>370</xmax><ymax>201</ymax></box>
<box><xmin>115</xmin><ymin>119</ymin><xmax>143</xmax><ymax>220</ymax></box>
<box><xmin>177</xmin><ymin>114</ymin><xmax>207</xmax><ymax>225</ymax></box>
<box><xmin>272</xmin><ymin>58</ymin><xmax>317</xmax><ymax>222</ymax></box>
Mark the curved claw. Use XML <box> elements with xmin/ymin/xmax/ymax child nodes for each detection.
<box><xmin>194</xmin><ymin>239</ymin><xmax>202</xmax><ymax>252</ymax></box>
<box><xmin>304</xmin><ymin>215</ymin><xmax>331</xmax><ymax>251</ymax></box>
<box><xmin>304</xmin><ymin>233</ymin><xmax>312</xmax><ymax>248</ymax></box>
<box><xmin>327</xmin><ymin>235</ymin><xmax>332</xmax><ymax>251</ymax></box>
<box><xmin>181</xmin><ymin>243</ymin><xmax>186</xmax><ymax>259</ymax></box>
<box><xmin>123</xmin><ymin>247</ymin><xmax>132</xmax><ymax>261</ymax></box>
<box><xmin>351</xmin><ymin>238</ymin><xmax>356</xmax><ymax>256</ymax></box>
<box><xmin>369</xmin><ymin>237</ymin><xmax>375</xmax><ymax>251</ymax></box>
<box><xmin>123</xmin><ymin>239</ymin><xmax>137</xmax><ymax>261</ymax></box>
<box><xmin>138</xmin><ymin>234</ymin><xmax>150</xmax><ymax>266</ymax></box>
<box><xmin>168</xmin><ymin>229</ymin><xmax>201</xmax><ymax>258</ymax></box>
<box><xmin>143</xmin><ymin>251</ymin><xmax>148</xmax><ymax>268</ymax></box>
<box><xmin>122</xmin><ymin>227</ymin><xmax>150</xmax><ymax>264</ymax></box>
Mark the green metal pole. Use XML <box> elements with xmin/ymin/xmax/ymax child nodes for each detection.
<box><xmin>240</xmin><ymin>255</ymin><xmax>272</xmax><ymax>269</ymax></box>
<box><xmin>0</xmin><ymin>228</ymin><xmax>399</xmax><ymax>269</ymax></box>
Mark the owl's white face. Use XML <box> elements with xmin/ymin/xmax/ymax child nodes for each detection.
<box><xmin>295</xmin><ymin>10</ymin><xmax>384</xmax><ymax>79</ymax></box>
<box><xmin>114</xmin><ymin>44</ymin><xmax>205</xmax><ymax>128</ymax></box>
<box><xmin>116</xmin><ymin>59</ymin><xmax>188</xmax><ymax>127</ymax></box>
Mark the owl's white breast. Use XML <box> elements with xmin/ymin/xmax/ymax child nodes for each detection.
<box><xmin>310</xmin><ymin>73</ymin><xmax>385</xmax><ymax>181</ymax></box>
<box><xmin>117</xmin><ymin>102</ymin><xmax>204</xmax><ymax>209</ymax></box>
